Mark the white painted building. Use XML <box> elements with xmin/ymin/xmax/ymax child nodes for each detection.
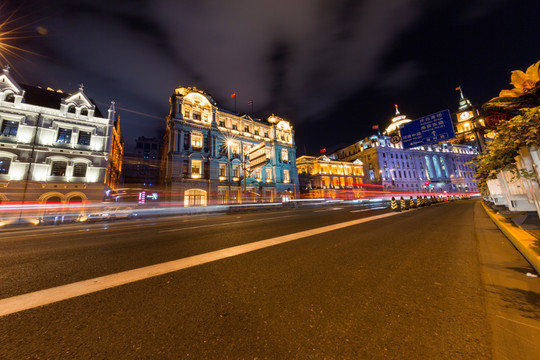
<box><xmin>0</xmin><ymin>66</ymin><xmax>115</xmax><ymax>205</ymax></box>
<box><xmin>333</xmin><ymin>107</ymin><xmax>479</xmax><ymax>193</ymax></box>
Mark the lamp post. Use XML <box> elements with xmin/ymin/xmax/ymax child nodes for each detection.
<box><xmin>227</xmin><ymin>139</ymin><xmax>232</xmax><ymax>204</ymax></box>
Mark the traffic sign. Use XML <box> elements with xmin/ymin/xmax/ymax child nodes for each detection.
<box><xmin>400</xmin><ymin>109</ymin><xmax>456</xmax><ymax>149</ymax></box>
<box><xmin>390</xmin><ymin>135</ymin><xmax>401</xmax><ymax>144</ymax></box>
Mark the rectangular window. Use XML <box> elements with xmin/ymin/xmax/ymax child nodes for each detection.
<box><xmin>72</xmin><ymin>163</ymin><xmax>87</xmax><ymax>177</ymax></box>
<box><xmin>266</xmin><ymin>168</ymin><xmax>272</xmax><ymax>182</ymax></box>
<box><xmin>56</xmin><ymin>128</ymin><xmax>72</xmax><ymax>144</ymax></box>
<box><xmin>51</xmin><ymin>161</ymin><xmax>67</xmax><ymax>176</ymax></box>
<box><xmin>1</xmin><ymin>120</ymin><xmax>18</xmax><ymax>137</ymax></box>
<box><xmin>283</xmin><ymin>169</ymin><xmax>290</xmax><ymax>183</ymax></box>
<box><xmin>191</xmin><ymin>132</ymin><xmax>203</xmax><ymax>149</ymax></box>
<box><xmin>184</xmin><ymin>109</ymin><xmax>190</xmax><ymax>118</ymax></box>
<box><xmin>191</xmin><ymin>160</ymin><xmax>202</xmax><ymax>175</ymax></box>
<box><xmin>281</xmin><ymin>149</ymin><xmax>289</xmax><ymax>162</ymax></box>
<box><xmin>0</xmin><ymin>157</ymin><xmax>11</xmax><ymax>174</ymax></box>
<box><xmin>77</xmin><ymin>131</ymin><xmax>91</xmax><ymax>146</ymax></box>
<box><xmin>219</xmin><ymin>120</ymin><xmax>225</xmax><ymax>127</ymax></box>
<box><xmin>232</xmin><ymin>123</ymin><xmax>238</xmax><ymax>130</ymax></box>
<box><xmin>233</xmin><ymin>165</ymin><xmax>239</xmax><ymax>178</ymax></box>
<box><xmin>219</xmin><ymin>164</ymin><xmax>226</xmax><ymax>178</ymax></box>
<box><xmin>254</xmin><ymin>129</ymin><xmax>259</xmax><ymax>135</ymax></box>
<box><xmin>193</xmin><ymin>111</ymin><xmax>201</xmax><ymax>120</ymax></box>
<box><xmin>244</xmin><ymin>125</ymin><xmax>250</xmax><ymax>132</ymax></box>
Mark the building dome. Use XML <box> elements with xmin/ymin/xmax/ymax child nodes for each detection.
<box><xmin>384</xmin><ymin>105</ymin><xmax>412</xmax><ymax>135</ymax></box>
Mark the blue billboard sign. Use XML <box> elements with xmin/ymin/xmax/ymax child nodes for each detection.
<box><xmin>400</xmin><ymin>109</ymin><xmax>456</xmax><ymax>149</ymax></box>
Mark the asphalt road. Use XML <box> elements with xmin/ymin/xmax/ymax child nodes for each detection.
<box><xmin>0</xmin><ymin>200</ymin><xmax>538</xmax><ymax>359</ymax></box>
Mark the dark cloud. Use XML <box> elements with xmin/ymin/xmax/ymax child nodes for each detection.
<box><xmin>6</xmin><ymin>0</ymin><xmax>539</xmax><ymax>154</ymax></box>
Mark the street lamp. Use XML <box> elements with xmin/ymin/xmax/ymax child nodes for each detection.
<box><xmin>227</xmin><ymin>139</ymin><xmax>232</xmax><ymax>204</ymax></box>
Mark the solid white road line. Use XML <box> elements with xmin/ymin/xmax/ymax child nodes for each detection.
<box><xmin>0</xmin><ymin>211</ymin><xmax>399</xmax><ymax>317</ymax></box>
<box><xmin>350</xmin><ymin>206</ymin><xmax>387</xmax><ymax>213</ymax></box>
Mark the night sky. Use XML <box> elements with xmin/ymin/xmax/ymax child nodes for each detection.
<box><xmin>5</xmin><ymin>0</ymin><xmax>540</xmax><ymax>155</ymax></box>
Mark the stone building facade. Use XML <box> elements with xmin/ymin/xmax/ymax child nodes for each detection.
<box><xmin>0</xmin><ymin>66</ymin><xmax>117</xmax><ymax>207</ymax></box>
<box><xmin>161</xmin><ymin>86</ymin><xmax>299</xmax><ymax>205</ymax></box>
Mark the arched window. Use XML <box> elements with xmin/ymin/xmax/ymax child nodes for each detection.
<box><xmin>184</xmin><ymin>189</ymin><xmax>206</xmax><ymax>206</ymax></box>
<box><xmin>80</xmin><ymin>107</ymin><xmax>88</xmax><ymax>116</ymax></box>
<box><xmin>4</xmin><ymin>92</ymin><xmax>15</xmax><ymax>102</ymax></box>
<box><xmin>68</xmin><ymin>105</ymin><xmax>76</xmax><ymax>114</ymax></box>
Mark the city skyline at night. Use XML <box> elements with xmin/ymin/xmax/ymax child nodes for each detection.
<box><xmin>3</xmin><ymin>0</ymin><xmax>539</xmax><ymax>155</ymax></box>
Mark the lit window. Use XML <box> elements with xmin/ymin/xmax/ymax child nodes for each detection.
<box><xmin>191</xmin><ymin>132</ymin><xmax>202</xmax><ymax>149</ymax></box>
<box><xmin>244</xmin><ymin>125</ymin><xmax>249</xmax><ymax>132</ymax></box>
<box><xmin>72</xmin><ymin>163</ymin><xmax>87</xmax><ymax>177</ymax></box>
<box><xmin>50</xmin><ymin>161</ymin><xmax>67</xmax><ymax>176</ymax></box>
<box><xmin>219</xmin><ymin>120</ymin><xmax>225</xmax><ymax>127</ymax></box>
<box><xmin>233</xmin><ymin>165</ymin><xmax>239</xmax><ymax>178</ymax></box>
<box><xmin>57</xmin><ymin>128</ymin><xmax>72</xmax><ymax>144</ymax></box>
<box><xmin>281</xmin><ymin>149</ymin><xmax>289</xmax><ymax>162</ymax></box>
<box><xmin>283</xmin><ymin>169</ymin><xmax>290</xmax><ymax>183</ymax></box>
<box><xmin>1</xmin><ymin>120</ymin><xmax>18</xmax><ymax>137</ymax></box>
<box><xmin>191</xmin><ymin>160</ymin><xmax>202</xmax><ymax>176</ymax></box>
<box><xmin>184</xmin><ymin>108</ymin><xmax>190</xmax><ymax>118</ymax></box>
<box><xmin>77</xmin><ymin>131</ymin><xmax>91</xmax><ymax>146</ymax></box>
<box><xmin>219</xmin><ymin>164</ymin><xmax>226</xmax><ymax>178</ymax></box>
<box><xmin>266</xmin><ymin>168</ymin><xmax>272</xmax><ymax>182</ymax></box>
<box><xmin>0</xmin><ymin>158</ymin><xmax>11</xmax><ymax>174</ymax></box>
<box><xmin>193</xmin><ymin>111</ymin><xmax>201</xmax><ymax>120</ymax></box>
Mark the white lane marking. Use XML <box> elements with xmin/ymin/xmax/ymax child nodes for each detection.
<box><xmin>0</xmin><ymin>211</ymin><xmax>398</xmax><ymax>317</ymax></box>
<box><xmin>314</xmin><ymin>207</ymin><xmax>343</xmax><ymax>212</ymax></box>
<box><xmin>350</xmin><ymin>206</ymin><xmax>387</xmax><ymax>213</ymax></box>
<box><xmin>158</xmin><ymin>214</ymin><xmax>295</xmax><ymax>233</ymax></box>
<box><xmin>495</xmin><ymin>315</ymin><xmax>540</xmax><ymax>330</ymax></box>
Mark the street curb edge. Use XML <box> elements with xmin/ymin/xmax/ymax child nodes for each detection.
<box><xmin>481</xmin><ymin>201</ymin><xmax>540</xmax><ymax>274</ymax></box>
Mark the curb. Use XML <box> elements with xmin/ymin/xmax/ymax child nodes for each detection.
<box><xmin>481</xmin><ymin>201</ymin><xmax>540</xmax><ymax>274</ymax></box>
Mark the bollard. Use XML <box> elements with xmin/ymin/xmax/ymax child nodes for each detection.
<box><xmin>401</xmin><ymin>196</ymin><xmax>408</xmax><ymax>210</ymax></box>
<box><xmin>391</xmin><ymin>197</ymin><xmax>401</xmax><ymax>212</ymax></box>
<box><xmin>409</xmin><ymin>197</ymin><xmax>416</xmax><ymax>209</ymax></box>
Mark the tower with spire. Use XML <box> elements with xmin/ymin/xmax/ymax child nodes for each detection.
<box><xmin>453</xmin><ymin>86</ymin><xmax>486</xmax><ymax>152</ymax></box>
<box><xmin>384</xmin><ymin>104</ymin><xmax>412</xmax><ymax>136</ymax></box>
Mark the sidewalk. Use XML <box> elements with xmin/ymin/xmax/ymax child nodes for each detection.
<box><xmin>481</xmin><ymin>200</ymin><xmax>540</xmax><ymax>274</ymax></box>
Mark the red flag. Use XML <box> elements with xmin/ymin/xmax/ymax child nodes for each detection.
<box><xmin>372</xmin><ymin>125</ymin><xmax>379</xmax><ymax>129</ymax></box>
<box><xmin>320</xmin><ymin>148</ymin><xmax>326</xmax><ymax>154</ymax></box>
<box><xmin>455</xmin><ymin>86</ymin><xmax>461</xmax><ymax>91</ymax></box>
<box><xmin>230</xmin><ymin>93</ymin><xmax>236</xmax><ymax>98</ymax></box>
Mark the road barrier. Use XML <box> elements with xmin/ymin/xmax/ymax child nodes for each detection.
<box><xmin>391</xmin><ymin>197</ymin><xmax>400</xmax><ymax>212</ymax></box>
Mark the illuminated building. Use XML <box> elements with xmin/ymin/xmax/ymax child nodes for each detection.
<box><xmin>0</xmin><ymin>66</ymin><xmax>118</xmax><ymax>205</ymax></box>
<box><xmin>452</xmin><ymin>87</ymin><xmax>489</xmax><ymax>152</ymax></box>
<box><xmin>161</xmin><ymin>86</ymin><xmax>298</xmax><ymax>205</ymax></box>
<box><xmin>296</xmin><ymin>155</ymin><xmax>364</xmax><ymax>199</ymax></box>
<box><xmin>333</xmin><ymin>107</ymin><xmax>479</xmax><ymax>193</ymax></box>
<box><xmin>104</xmin><ymin>104</ymin><xmax>124</xmax><ymax>193</ymax></box>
